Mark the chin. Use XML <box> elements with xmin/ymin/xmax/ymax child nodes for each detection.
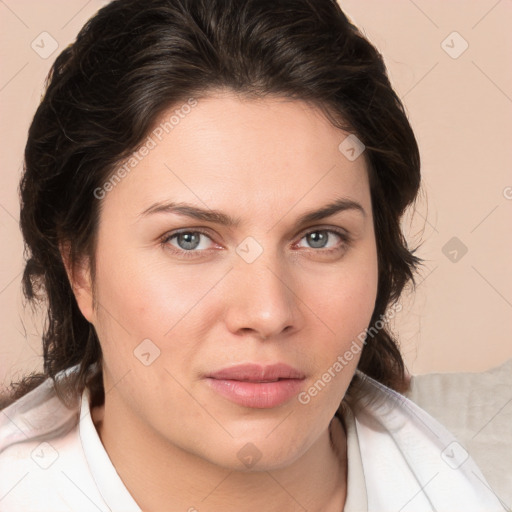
<box><xmin>192</xmin><ymin>430</ymin><xmax>313</xmax><ymax>473</ymax></box>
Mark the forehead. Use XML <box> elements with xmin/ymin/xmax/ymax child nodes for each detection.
<box><xmin>100</xmin><ymin>92</ymin><xmax>371</xmax><ymax>224</ymax></box>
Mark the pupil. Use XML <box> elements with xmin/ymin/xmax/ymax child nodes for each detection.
<box><xmin>308</xmin><ymin>231</ymin><xmax>327</xmax><ymax>248</ymax></box>
<box><xmin>176</xmin><ymin>232</ymin><xmax>329</xmax><ymax>251</ymax></box>
<box><xmin>179</xmin><ymin>232</ymin><xmax>200</xmax><ymax>250</ymax></box>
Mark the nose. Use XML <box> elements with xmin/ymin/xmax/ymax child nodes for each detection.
<box><xmin>223</xmin><ymin>250</ymin><xmax>304</xmax><ymax>341</ymax></box>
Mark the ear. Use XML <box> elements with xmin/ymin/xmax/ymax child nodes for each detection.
<box><xmin>59</xmin><ymin>241</ymin><xmax>95</xmax><ymax>323</ymax></box>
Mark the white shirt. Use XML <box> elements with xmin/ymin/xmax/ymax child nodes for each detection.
<box><xmin>0</xmin><ymin>371</ymin><xmax>505</xmax><ymax>511</ymax></box>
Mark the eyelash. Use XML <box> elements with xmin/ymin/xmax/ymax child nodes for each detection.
<box><xmin>159</xmin><ymin>227</ymin><xmax>352</xmax><ymax>259</ymax></box>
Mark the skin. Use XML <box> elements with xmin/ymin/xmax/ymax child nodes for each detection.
<box><xmin>66</xmin><ymin>90</ymin><xmax>379</xmax><ymax>512</ymax></box>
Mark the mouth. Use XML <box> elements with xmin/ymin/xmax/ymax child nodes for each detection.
<box><xmin>205</xmin><ymin>363</ymin><xmax>306</xmax><ymax>409</ymax></box>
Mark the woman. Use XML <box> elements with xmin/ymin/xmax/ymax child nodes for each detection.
<box><xmin>0</xmin><ymin>0</ymin><xmax>504</xmax><ymax>510</ymax></box>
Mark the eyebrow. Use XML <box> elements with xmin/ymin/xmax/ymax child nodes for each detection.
<box><xmin>139</xmin><ymin>196</ymin><xmax>366</xmax><ymax>228</ymax></box>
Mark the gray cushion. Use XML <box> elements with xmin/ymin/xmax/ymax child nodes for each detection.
<box><xmin>406</xmin><ymin>358</ymin><xmax>512</xmax><ymax>510</ymax></box>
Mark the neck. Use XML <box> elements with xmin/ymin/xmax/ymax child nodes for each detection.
<box><xmin>93</xmin><ymin>392</ymin><xmax>347</xmax><ymax>512</ymax></box>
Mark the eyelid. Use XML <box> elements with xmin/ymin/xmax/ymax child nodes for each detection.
<box><xmin>291</xmin><ymin>226</ymin><xmax>352</xmax><ymax>253</ymax></box>
<box><xmin>296</xmin><ymin>225</ymin><xmax>351</xmax><ymax>241</ymax></box>
<box><xmin>160</xmin><ymin>226</ymin><xmax>352</xmax><ymax>247</ymax></box>
<box><xmin>160</xmin><ymin>228</ymin><xmax>220</xmax><ymax>249</ymax></box>
<box><xmin>160</xmin><ymin>226</ymin><xmax>352</xmax><ymax>260</ymax></box>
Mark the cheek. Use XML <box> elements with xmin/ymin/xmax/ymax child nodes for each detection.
<box><xmin>94</xmin><ymin>248</ymin><xmax>204</xmax><ymax>328</ymax></box>
<box><xmin>91</xmin><ymin>250</ymin><xmax>221</xmax><ymax>375</ymax></box>
<box><xmin>307</xmin><ymin>248</ymin><xmax>378</xmax><ymax>337</ymax></box>
<box><xmin>300</xmin><ymin>248</ymin><xmax>379</xmax><ymax>397</ymax></box>
<box><xmin>311</xmin><ymin>279</ymin><xmax>377</xmax><ymax>367</ymax></box>
<box><xmin>294</xmin><ymin>255</ymin><xmax>378</xmax><ymax>431</ymax></box>
<box><xmin>90</xmin><ymin>251</ymin><xmax>165</xmax><ymax>361</ymax></box>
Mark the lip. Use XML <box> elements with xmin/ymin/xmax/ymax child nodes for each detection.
<box><xmin>205</xmin><ymin>363</ymin><xmax>305</xmax><ymax>409</ymax></box>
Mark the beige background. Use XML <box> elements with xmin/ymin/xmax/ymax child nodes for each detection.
<box><xmin>0</xmin><ymin>0</ymin><xmax>511</xmax><ymax>387</ymax></box>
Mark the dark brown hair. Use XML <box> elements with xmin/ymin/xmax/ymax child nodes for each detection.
<box><xmin>3</xmin><ymin>0</ymin><xmax>422</xmax><ymax>409</ymax></box>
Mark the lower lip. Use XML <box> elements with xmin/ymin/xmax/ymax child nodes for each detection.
<box><xmin>206</xmin><ymin>378</ymin><xmax>304</xmax><ymax>408</ymax></box>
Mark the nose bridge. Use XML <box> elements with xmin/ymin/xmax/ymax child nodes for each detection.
<box><xmin>224</xmin><ymin>236</ymin><xmax>301</xmax><ymax>338</ymax></box>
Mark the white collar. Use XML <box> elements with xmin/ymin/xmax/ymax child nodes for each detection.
<box><xmin>76</xmin><ymin>373</ymin><xmax>505</xmax><ymax>512</ymax></box>
<box><xmin>79</xmin><ymin>388</ymin><xmax>141</xmax><ymax>511</ymax></box>
<box><xmin>351</xmin><ymin>373</ymin><xmax>505</xmax><ymax>511</ymax></box>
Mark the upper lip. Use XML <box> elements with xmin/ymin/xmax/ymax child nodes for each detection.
<box><xmin>207</xmin><ymin>363</ymin><xmax>305</xmax><ymax>382</ymax></box>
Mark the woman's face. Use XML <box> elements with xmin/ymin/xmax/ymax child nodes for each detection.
<box><xmin>77</xmin><ymin>91</ymin><xmax>378</xmax><ymax>470</ymax></box>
